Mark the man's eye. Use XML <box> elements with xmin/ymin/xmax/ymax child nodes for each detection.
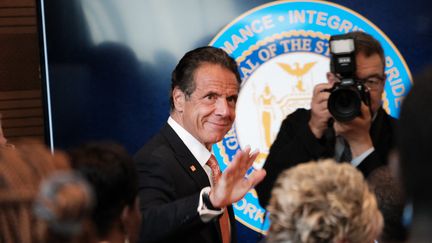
<box><xmin>205</xmin><ymin>94</ymin><xmax>215</xmax><ymax>100</ymax></box>
<box><xmin>366</xmin><ymin>79</ymin><xmax>380</xmax><ymax>85</ymax></box>
<box><xmin>227</xmin><ymin>96</ymin><xmax>237</xmax><ymax>103</ymax></box>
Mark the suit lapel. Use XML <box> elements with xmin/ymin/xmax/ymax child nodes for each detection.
<box><xmin>161</xmin><ymin>124</ymin><xmax>211</xmax><ymax>188</ymax></box>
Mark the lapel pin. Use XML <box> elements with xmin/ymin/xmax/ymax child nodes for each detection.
<box><xmin>190</xmin><ymin>165</ymin><xmax>196</xmax><ymax>172</ymax></box>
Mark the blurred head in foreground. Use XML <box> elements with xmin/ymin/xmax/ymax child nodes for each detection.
<box><xmin>68</xmin><ymin>142</ymin><xmax>141</xmax><ymax>243</ymax></box>
<box><xmin>267</xmin><ymin>159</ymin><xmax>383</xmax><ymax>243</ymax></box>
<box><xmin>398</xmin><ymin>65</ymin><xmax>432</xmax><ymax>241</ymax></box>
<box><xmin>0</xmin><ymin>141</ymin><xmax>94</xmax><ymax>243</ymax></box>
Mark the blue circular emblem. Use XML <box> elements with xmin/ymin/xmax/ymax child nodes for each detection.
<box><xmin>210</xmin><ymin>0</ymin><xmax>411</xmax><ymax>234</ymax></box>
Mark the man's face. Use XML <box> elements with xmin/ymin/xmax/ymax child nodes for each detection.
<box><xmin>174</xmin><ymin>63</ymin><xmax>239</xmax><ymax>149</ymax></box>
<box><xmin>355</xmin><ymin>52</ymin><xmax>385</xmax><ymax>114</ymax></box>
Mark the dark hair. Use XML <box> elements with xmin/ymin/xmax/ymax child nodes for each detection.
<box><xmin>398</xmin><ymin>65</ymin><xmax>432</xmax><ymax>205</ymax></box>
<box><xmin>330</xmin><ymin>31</ymin><xmax>385</xmax><ymax>73</ymax></box>
<box><xmin>367</xmin><ymin>166</ymin><xmax>407</xmax><ymax>242</ymax></box>
<box><xmin>169</xmin><ymin>46</ymin><xmax>241</xmax><ymax>110</ymax></box>
<box><xmin>68</xmin><ymin>142</ymin><xmax>139</xmax><ymax>237</ymax></box>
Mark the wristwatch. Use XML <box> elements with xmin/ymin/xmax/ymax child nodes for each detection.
<box><xmin>202</xmin><ymin>191</ymin><xmax>221</xmax><ymax>210</ymax></box>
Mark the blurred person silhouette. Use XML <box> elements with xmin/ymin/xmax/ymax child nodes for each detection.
<box><xmin>367</xmin><ymin>166</ymin><xmax>407</xmax><ymax>243</ymax></box>
<box><xmin>398</xmin><ymin>65</ymin><xmax>432</xmax><ymax>242</ymax></box>
<box><xmin>266</xmin><ymin>159</ymin><xmax>383</xmax><ymax>243</ymax></box>
<box><xmin>68</xmin><ymin>142</ymin><xmax>141</xmax><ymax>243</ymax></box>
<box><xmin>33</xmin><ymin>171</ymin><xmax>95</xmax><ymax>243</ymax></box>
<box><xmin>0</xmin><ymin>141</ymin><xmax>94</xmax><ymax>243</ymax></box>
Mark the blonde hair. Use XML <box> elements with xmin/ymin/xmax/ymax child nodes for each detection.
<box><xmin>267</xmin><ymin>159</ymin><xmax>383</xmax><ymax>243</ymax></box>
<box><xmin>0</xmin><ymin>141</ymin><xmax>90</xmax><ymax>243</ymax></box>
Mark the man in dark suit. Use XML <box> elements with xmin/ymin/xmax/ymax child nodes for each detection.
<box><xmin>134</xmin><ymin>46</ymin><xmax>266</xmax><ymax>243</ymax></box>
<box><xmin>256</xmin><ymin>31</ymin><xmax>396</xmax><ymax>207</ymax></box>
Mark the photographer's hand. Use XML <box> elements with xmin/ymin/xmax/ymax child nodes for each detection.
<box><xmin>334</xmin><ymin>102</ymin><xmax>373</xmax><ymax>158</ymax></box>
<box><xmin>309</xmin><ymin>83</ymin><xmax>333</xmax><ymax>139</ymax></box>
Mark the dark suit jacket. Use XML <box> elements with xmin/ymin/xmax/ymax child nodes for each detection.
<box><xmin>256</xmin><ymin>107</ymin><xmax>396</xmax><ymax>207</ymax></box>
<box><xmin>134</xmin><ymin>123</ymin><xmax>237</xmax><ymax>243</ymax></box>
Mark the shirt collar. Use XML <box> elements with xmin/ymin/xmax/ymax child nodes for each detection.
<box><xmin>168</xmin><ymin>117</ymin><xmax>211</xmax><ymax>167</ymax></box>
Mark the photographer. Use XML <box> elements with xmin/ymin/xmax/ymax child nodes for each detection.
<box><xmin>256</xmin><ymin>31</ymin><xmax>396</xmax><ymax>207</ymax></box>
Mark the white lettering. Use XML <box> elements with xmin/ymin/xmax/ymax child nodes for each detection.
<box><xmin>234</xmin><ymin>198</ymin><xmax>247</xmax><ymax>210</ymax></box>
<box><xmin>287</xmin><ymin>10</ymin><xmax>361</xmax><ymax>33</ymax></box>
<box><xmin>224</xmin><ymin>15</ymin><xmax>275</xmax><ymax>54</ymax></box>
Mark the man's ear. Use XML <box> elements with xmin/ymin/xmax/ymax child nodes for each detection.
<box><xmin>172</xmin><ymin>87</ymin><xmax>185</xmax><ymax>112</ymax></box>
<box><xmin>326</xmin><ymin>72</ymin><xmax>337</xmax><ymax>85</ymax></box>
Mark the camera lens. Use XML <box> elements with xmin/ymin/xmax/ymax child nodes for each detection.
<box><xmin>328</xmin><ymin>87</ymin><xmax>361</xmax><ymax>122</ymax></box>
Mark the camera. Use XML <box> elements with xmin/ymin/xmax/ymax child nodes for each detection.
<box><xmin>326</xmin><ymin>34</ymin><xmax>371</xmax><ymax>122</ymax></box>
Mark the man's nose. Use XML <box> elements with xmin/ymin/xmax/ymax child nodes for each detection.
<box><xmin>215</xmin><ymin>98</ymin><xmax>230</xmax><ymax>117</ymax></box>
